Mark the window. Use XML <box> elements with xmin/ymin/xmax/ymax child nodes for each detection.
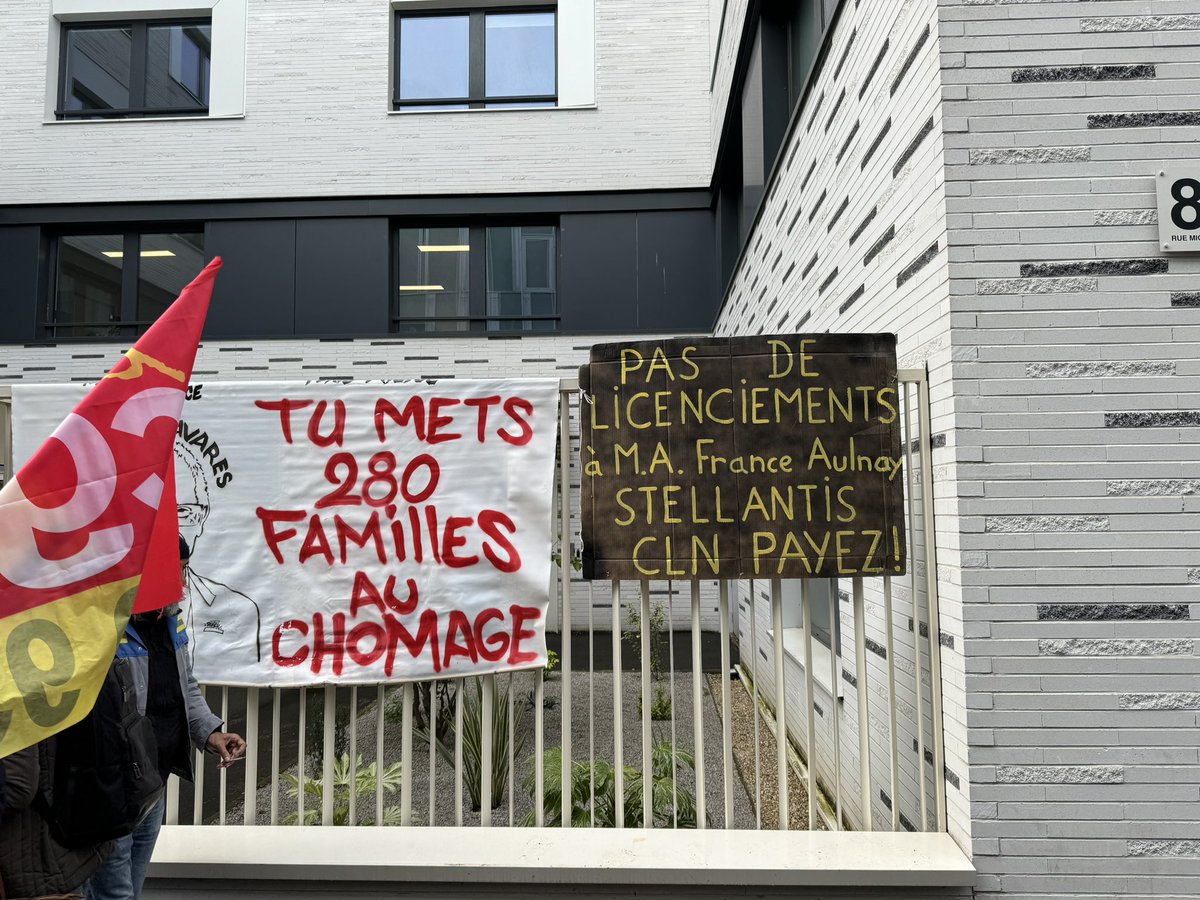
<box><xmin>50</xmin><ymin>230</ymin><xmax>206</xmax><ymax>337</ymax></box>
<box><xmin>394</xmin><ymin>224</ymin><xmax>558</xmax><ymax>332</ymax></box>
<box><xmin>393</xmin><ymin>8</ymin><xmax>556</xmax><ymax>110</ymax></box>
<box><xmin>58</xmin><ymin>19</ymin><xmax>211</xmax><ymax>119</ymax></box>
<box><xmin>778</xmin><ymin>579</ymin><xmax>844</xmax><ymax>697</ymax></box>
<box><xmin>781</xmin><ymin>579</ymin><xmax>842</xmax><ymax>652</ymax></box>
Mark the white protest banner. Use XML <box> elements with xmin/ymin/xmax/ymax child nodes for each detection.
<box><xmin>13</xmin><ymin>380</ymin><xmax>560</xmax><ymax>686</ymax></box>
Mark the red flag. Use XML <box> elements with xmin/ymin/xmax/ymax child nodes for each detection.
<box><xmin>0</xmin><ymin>258</ymin><xmax>220</xmax><ymax>756</ymax></box>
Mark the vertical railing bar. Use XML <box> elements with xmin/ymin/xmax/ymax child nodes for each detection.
<box><xmin>165</xmin><ymin>776</ymin><xmax>180</xmax><ymax>826</ymax></box>
<box><xmin>481</xmin><ymin>675</ymin><xmax>493</xmax><ymax>827</ymax></box>
<box><xmin>219</xmin><ymin>688</ymin><xmax>229</xmax><ymax>825</ymax></box>
<box><xmin>799</xmin><ymin>579</ymin><xmax>816</xmax><ymax>831</ymax></box>
<box><xmin>883</xmin><ymin>577</ymin><xmax>901</xmax><ymax>831</ymax></box>
<box><xmin>244</xmin><ymin>687</ymin><xmax>259</xmax><ymax>826</ymax></box>
<box><xmin>321</xmin><ymin>685</ymin><xmax>335</xmax><ymax>827</ymax></box>
<box><xmin>640</xmin><ymin>579</ymin><xmax>652</xmax><ymax>828</ymax></box>
<box><xmin>903</xmin><ymin>382</ymin><xmax>928</xmax><ymax>831</ymax></box>
<box><xmin>455</xmin><ymin>679</ymin><xmax>464</xmax><ymax>827</ymax></box>
<box><xmin>918</xmin><ymin>372</ymin><xmax>948</xmax><ymax>834</ymax></box>
<box><xmin>691</xmin><ymin>580</ymin><xmax>706</xmax><ymax>829</ymax></box>
<box><xmin>375</xmin><ymin>685</ymin><xmax>384</xmax><ymax>828</ymax></box>
<box><xmin>429</xmin><ymin>681</ymin><xmax>438</xmax><ymax>827</ymax></box>
<box><xmin>534</xmin><ymin>668</ymin><xmax>545</xmax><ymax>826</ymax></box>
<box><xmin>748</xmin><ymin>580</ymin><xmax>762</xmax><ymax>831</ymax></box>
<box><xmin>270</xmin><ymin>688</ymin><xmax>281</xmax><ymax>825</ymax></box>
<box><xmin>611</xmin><ymin>581</ymin><xmax>624</xmax><ymax>828</ymax></box>
<box><xmin>559</xmin><ymin>391</ymin><xmax>574</xmax><ymax>830</ymax></box>
<box><xmin>828</xmin><ymin>598</ymin><xmax>842</xmax><ymax>831</ymax></box>
<box><xmin>667</xmin><ymin>581</ymin><xmax>678</xmax><ymax>828</ymax></box>
<box><xmin>348</xmin><ymin>685</ymin><xmax>358</xmax><ymax>826</ymax></box>
<box><xmin>297</xmin><ymin>687</ymin><xmax>306</xmax><ymax>827</ymax></box>
<box><xmin>770</xmin><ymin>577</ymin><xmax>789</xmax><ymax>831</ymax></box>
<box><xmin>508</xmin><ymin>673</ymin><xmax>516</xmax><ymax>828</ymax></box>
<box><xmin>588</xmin><ymin>581</ymin><xmax>596</xmax><ymax>828</ymax></box>
<box><xmin>401</xmin><ymin>682</ymin><xmax>414</xmax><ymax>827</ymax></box>
<box><xmin>719</xmin><ymin>580</ymin><xmax>734</xmax><ymax>829</ymax></box>
<box><xmin>853</xmin><ymin>576</ymin><xmax>873</xmax><ymax>832</ymax></box>
<box><xmin>192</xmin><ymin>736</ymin><xmax>204</xmax><ymax>826</ymax></box>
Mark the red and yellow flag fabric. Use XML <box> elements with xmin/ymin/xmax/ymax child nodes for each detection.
<box><xmin>0</xmin><ymin>258</ymin><xmax>221</xmax><ymax>757</ymax></box>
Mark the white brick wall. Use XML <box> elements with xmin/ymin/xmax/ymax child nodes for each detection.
<box><xmin>712</xmin><ymin>0</ymin><xmax>971</xmax><ymax>851</ymax></box>
<box><xmin>941</xmin><ymin>1</ymin><xmax>1200</xmax><ymax>897</ymax></box>
<box><xmin>718</xmin><ymin>0</ymin><xmax>1200</xmax><ymax>896</ymax></box>
<box><xmin>0</xmin><ymin>0</ymin><xmax>712</xmax><ymax>203</ymax></box>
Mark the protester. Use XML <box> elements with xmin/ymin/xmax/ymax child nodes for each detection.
<box><xmin>84</xmin><ymin>537</ymin><xmax>246</xmax><ymax>900</ymax></box>
<box><xmin>1</xmin><ymin>740</ymin><xmax>114</xmax><ymax>899</ymax></box>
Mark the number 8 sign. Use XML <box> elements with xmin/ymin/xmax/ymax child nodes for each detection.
<box><xmin>1157</xmin><ymin>168</ymin><xmax>1200</xmax><ymax>252</ymax></box>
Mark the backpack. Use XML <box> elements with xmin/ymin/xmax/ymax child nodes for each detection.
<box><xmin>40</xmin><ymin>657</ymin><xmax>164</xmax><ymax>848</ymax></box>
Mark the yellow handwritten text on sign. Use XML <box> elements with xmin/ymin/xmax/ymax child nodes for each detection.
<box><xmin>0</xmin><ymin>578</ymin><xmax>137</xmax><ymax>757</ymax></box>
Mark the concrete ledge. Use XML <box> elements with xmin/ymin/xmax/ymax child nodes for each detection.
<box><xmin>149</xmin><ymin>826</ymin><xmax>974</xmax><ymax>888</ymax></box>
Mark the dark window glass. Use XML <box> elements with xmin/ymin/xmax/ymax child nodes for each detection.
<box><xmin>62</xmin><ymin>27</ymin><xmax>133</xmax><ymax>112</ymax></box>
<box><xmin>486</xmin><ymin>225</ymin><xmax>557</xmax><ymax>332</ymax></box>
<box><xmin>136</xmin><ymin>232</ymin><xmax>207</xmax><ymax>321</ymax></box>
<box><xmin>51</xmin><ymin>230</ymin><xmax>205</xmax><ymax>338</ymax></box>
<box><xmin>395</xmin><ymin>227</ymin><xmax>471</xmax><ymax>332</ymax></box>
<box><xmin>393</xmin><ymin>224</ymin><xmax>558</xmax><ymax>333</ymax></box>
<box><xmin>395</xmin><ymin>7</ymin><xmax>556</xmax><ymax>110</ymax></box>
<box><xmin>147</xmin><ymin>24</ymin><xmax>211</xmax><ymax>109</ymax></box>
<box><xmin>485</xmin><ymin>12</ymin><xmax>555</xmax><ymax>98</ymax></box>
<box><xmin>54</xmin><ymin>235</ymin><xmax>124</xmax><ymax>337</ymax></box>
<box><xmin>398</xmin><ymin>16</ymin><xmax>469</xmax><ymax>101</ymax></box>
<box><xmin>58</xmin><ymin>20</ymin><xmax>211</xmax><ymax>119</ymax></box>
<box><xmin>788</xmin><ymin>1</ymin><xmax>823</xmax><ymax>107</ymax></box>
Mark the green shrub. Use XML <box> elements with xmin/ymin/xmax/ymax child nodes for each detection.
<box><xmin>282</xmin><ymin>753</ymin><xmax>403</xmax><ymax>826</ymax></box>
<box><xmin>525</xmin><ymin>742</ymin><xmax>696</xmax><ymax>828</ymax></box>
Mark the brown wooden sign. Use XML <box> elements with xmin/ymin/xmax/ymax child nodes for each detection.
<box><xmin>579</xmin><ymin>334</ymin><xmax>906</xmax><ymax>580</ymax></box>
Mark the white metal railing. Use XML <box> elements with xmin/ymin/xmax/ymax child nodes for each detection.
<box><xmin>0</xmin><ymin>371</ymin><xmax>947</xmax><ymax>836</ymax></box>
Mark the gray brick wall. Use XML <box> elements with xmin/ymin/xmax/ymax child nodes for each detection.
<box><xmin>716</xmin><ymin>0</ymin><xmax>1200</xmax><ymax>896</ymax></box>
<box><xmin>942</xmin><ymin>1</ymin><xmax>1200</xmax><ymax>897</ymax></box>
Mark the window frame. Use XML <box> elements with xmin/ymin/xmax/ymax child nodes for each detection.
<box><xmin>391</xmin><ymin>220</ymin><xmax>561</xmax><ymax>334</ymax></box>
<box><xmin>56</xmin><ymin>17</ymin><xmax>212</xmax><ymax>120</ymax></box>
<box><xmin>46</xmin><ymin>225</ymin><xmax>207</xmax><ymax>339</ymax></box>
<box><xmin>392</xmin><ymin>5</ymin><xmax>558</xmax><ymax>111</ymax></box>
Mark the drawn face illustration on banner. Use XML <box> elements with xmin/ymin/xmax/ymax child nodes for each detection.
<box><xmin>174</xmin><ymin>431</ymin><xmax>263</xmax><ymax>670</ymax></box>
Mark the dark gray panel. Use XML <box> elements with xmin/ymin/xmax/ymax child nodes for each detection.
<box><xmin>635</xmin><ymin>210</ymin><xmax>717</xmax><ymax>332</ymax></box>
<box><xmin>558</xmin><ymin>212</ymin><xmax>637</xmax><ymax>332</ymax></box>
<box><xmin>294</xmin><ymin>218</ymin><xmax>390</xmax><ymax>335</ymax></box>
<box><xmin>204</xmin><ymin>219</ymin><xmax>296</xmax><ymax>337</ymax></box>
<box><xmin>0</xmin><ymin>227</ymin><xmax>43</xmax><ymax>343</ymax></box>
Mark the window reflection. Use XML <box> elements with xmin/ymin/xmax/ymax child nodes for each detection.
<box><xmin>148</xmin><ymin>24</ymin><xmax>211</xmax><ymax>108</ymax></box>
<box><xmin>396</xmin><ymin>227</ymin><xmax>471</xmax><ymax>332</ymax></box>
<box><xmin>63</xmin><ymin>27</ymin><xmax>132</xmax><ymax>113</ymax></box>
<box><xmin>54</xmin><ymin>235</ymin><xmax>124</xmax><ymax>337</ymax></box>
<box><xmin>136</xmin><ymin>233</ymin><xmax>206</xmax><ymax>321</ymax></box>
<box><xmin>398</xmin><ymin>16</ymin><xmax>470</xmax><ymax>102</ymax></box>
<box><xmin>486</xmin><ymin>225</ymin><xmax>557</xmax><ymax>332</ymax></box>
<box><xmin>59</xmin><ymin>21</ymin><xmax>211</xmax><ymax>118</ymax></box>
<box><xmin>485</xmin><ymin>12</ymin><xmax>555</xmax><ymax>99</ymax></box>
<box><xmin>395</xmin><ymin>8</ymin><xmax>556</xmax><ymax>109</ymax></box>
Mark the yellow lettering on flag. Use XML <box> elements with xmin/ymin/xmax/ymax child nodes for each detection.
<box><xmin>0</xmin><ymin>578</ymin><xmax>138</xmax><ymax>757</ymax></box>
<box><xmin>103</xmin><ymin>348</ymin><xmax>186</xmax><ymax>383</ymax></box>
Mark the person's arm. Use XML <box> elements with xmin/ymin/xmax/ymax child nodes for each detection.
<box><xmin>0</xmin><ymin>745</ymin><xmax>39</xmax><ymax>812</ymax></box>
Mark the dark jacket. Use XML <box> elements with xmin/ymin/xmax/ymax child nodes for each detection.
<box><xmin>0</xmin><ymin>742</ymin><xmax>113</xmax><ymax>897</ymax></box>
<box><xmin>121</xmin><ymin>605</ymin><xmax>223</xmax><ymax>779</ymax></box>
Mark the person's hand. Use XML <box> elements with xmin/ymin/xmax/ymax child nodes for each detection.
<box><xmin>207</xmin><ymin>731</ymin><xmax>247</xmax><ymax>768</ymax></box>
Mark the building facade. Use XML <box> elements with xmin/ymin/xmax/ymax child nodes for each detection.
<box><xmin>2</xmin><ymin>0</ymin><xmax>1199</xmax><ymax>898</ymax></box>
